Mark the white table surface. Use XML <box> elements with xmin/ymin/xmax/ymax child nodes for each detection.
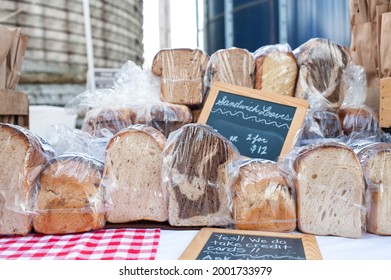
<box><xmin>155</xmin><ymin>230</ymin><xmax>391</xmax><ymax>260</ymax></box>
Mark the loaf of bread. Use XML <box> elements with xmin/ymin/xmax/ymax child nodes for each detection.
<box><xmin>82</xmin><ymin>107</ymin><xmax>136</xmax><ymax>138</ymax></box>
<box><xmin>162</xmin><ymin>124</ymin><xmax>238</xmax><ymax>226</ymax></box>
<box><xmin>293</xmin><ymin>142</ymin><xmax>365</xmax><ymax>238</ymax></box>
<box><xmin>205</xmin><ymin>48</ymin><xmax>255</xmax><ymax>91</ymax></box>
<box><xmin>294</xmin><ymin>38</ymin><xmax>352</xmax><ymax>110</ymax></box>
<box><xmin>104</xmin><ymin>124</ymin><xmax>167</xmax><ymax>223</ymax></box>
<box><xmin>0</xmin><ymin>123</ymin><xmax>53</xmax><ymax>235</ymax></box>
<box><xmin>232</xmin><ymin>159</ymin><xmax>296</xmax><ymax>232</ymax></box>
<box><xmin>254</xmin><ymin>44</ymin><xmax>298</xmax><ymax>96</ymax></box>
<box><xmin>135</xmin><ymin>102</ymin><xmax>192</xmax><ymax>137</ymax></box>
<box><xmin>338</xmin><ymin>107</ymin><xmax>380</xmax><ymax>138</ymax></box>
<box><xmin>358</xmin><ymin>143</ymin><xmax>391</xmax><ymax>235</ymax></box>
<box><xmin>32</xmin><ymin>154</ymin><xmax>105</xmax><ymax>234</ymax></box>
<box><xmin>151</xmin><ymin>48</ymin><xmax>209</xmax><ymax>106</ymax></box>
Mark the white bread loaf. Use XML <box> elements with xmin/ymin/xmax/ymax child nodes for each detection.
<box><xmin>294</xmin><ymin>38</ymin><xmax>352</xmax><ymax>110</ymax></box>
<box><xmin>32</xmin><ymin>155</ymin><xmax>105</xmax><ymax>234</ymax></box>
<box><xmin>104</xmin><ymin>124</ymin><xmax>167</xmax><ymax>223</ymax></box>
<box><xmin>0</xmin><ymin>123</ymin><xmax>53</xmax><ymax>235</ymax></box>
<box><xmin>254</xmin><ymin>44</ymin><xmax>298</xmax><ymax>97</ymax></box>
<box><xmin>358</xmin><ymin>143</ymin><xmax>391</xmax><ymax>235</ymax></box>
<box><xmin>151</xmin><ymin>48</ymin><xmax>209</xmax><ymax>106</ymax></box>
<box><xmin>162</xmin><ymin>124</ymin><xmax>238</xmax><ymax>226</ymax></box>
<box><xmin>232</xmin><ymin>159</ymin><xmax>296</xmax><ymax>232</ymax></box>
<box><xmin>206</xmin><ymin>48</ymin><xmax>255</xmax><ymax>88</ymax></box>
<box><xmin>293</xmin><ymin>142</ymin><xmax>365</xmax><ymax>238</ymax></box>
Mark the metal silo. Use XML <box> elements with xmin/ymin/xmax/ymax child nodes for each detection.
<box><xmin>1</xmin><ymin>0</ymin><xmax>144</xmax><ymax>106</ymax></box>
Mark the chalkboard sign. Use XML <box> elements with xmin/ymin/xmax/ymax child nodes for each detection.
<box><xmin>198</xmin><ymin>82</ymin><xmax>308</xmax><ymax>160</ymax></box>
<box><xmin>179</xmin><ymin>228</ymin><xmax>322</xmax><ymax>260</ymax></box>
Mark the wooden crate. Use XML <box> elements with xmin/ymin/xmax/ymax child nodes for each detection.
<box><xmin>0</xmin><ymin>89</ymin><xmax>29</xmax><ymax>129</ymax></box>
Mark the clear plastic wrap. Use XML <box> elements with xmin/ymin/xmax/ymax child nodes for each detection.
<box><xmin>231</xmin><ymin>158</ymin><xmax>296</xmax><ymax>232</ymax></box>
<box><xmin>162</xmin><ymin>123</ymin><xmax>241</xmax><ymax>227</ymax></box>
<box><xmin>103</xmin><ymin>124</ymin><xmax>168</xmax><ymax>223</ymax></box>
<box><xmin>281</xmin><ymin>140</ymin><xmax>366</xmax><ymax>238</ymax></box>
<box><xmin>204</xmin><ymin>47</ymin><xmax>255</xmax><ymax>96</ymax></box>
<box><xmin>337</xmin><ymin>64</ymin><xmax>381</xmax><ymax>140</ymax></box>
<box><xmin>294</xmin><ymin>38</ymin><xmax>353</xmax><ymax>111</ymax></box>
<box><xmin>32</xmin><ymin>154</ymin><xmax>106</xmax><ymax>235</ymax></box>
<box><xmin>253</xmin><ymin>43</ymin><xmax>298</xmax><ymax>97</ymax></box>
<box><xmin>357</xmin><ymin>142</ymin><xmax>391</xmax><ymax>235</ymax></box>
<box><xmin>151</xmin><ymin>48</ymin><xmax>209</xmax><ymax>106</ymax></box>
<box><xmin>0</xmin><ymin>123</ymin><xmax>55</xmax><ymax>235</ymax></box>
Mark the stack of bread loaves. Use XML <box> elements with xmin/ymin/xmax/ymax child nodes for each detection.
<box><xmin>0</xmin><ymin>123</ymin><xmax>54</xmax><ymax>235</ymax></box>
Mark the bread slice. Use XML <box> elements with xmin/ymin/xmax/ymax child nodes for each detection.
<box><xmin>104</xmin><ymin>124</ymin><xmax>167</xmax><ymax>223</ymax></box>
<box><xmin>82</xmin><ymin>107</ymin><xmax>136</xmax><ymax>138</ymax></box>
<box><xmin>0</xmin><ymin>124</ymin><xmax>52</xmax><ymax>235</ymax></box>
<box><xmin>232</xmin><ymin>159</ymin><xmax>296</xmax><ymax>232</ymax></box>
<box><xmin>294</xmin><ymin>38</ymin><xmax>352</xmax><ymax>110</ymax></box>
<box><xmin>206</xmin><ymin>48</ymin><xmax>255</xmax><ymax>89</ymax></box>
<box><xmin>358</xmin><ymin>143</ymin><xmax>391</xmax><ymax>235</ymax></box>
<box><xmin>293</xmin><ymin>142</ymin><xmax>365</xmax><ymax>238</ymax></box>
<box><xmin>151</xmin><ymin>48</ymin><xmax>209</xmax><ymax>106</ymax></box>
<box><xmin>32</xmin><ymin>155</ymin><xmax>105</xmax><ymax>234</ymax></box>
<box><xmin>163</xmin><ymin>124</ymin><xmax>237</xmax><ymax>226</ymax></box>
<box><xmin>254</xmin><ymin>44</ymin><xmax>298</xmax><ymax>96</ymax></box>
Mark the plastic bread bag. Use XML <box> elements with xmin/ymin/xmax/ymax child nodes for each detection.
<box><xmin>253</xmin><ymin>43</ymin><xmax>298</xmax><ymax>97</ymax></box>
<box><xmin>162</xmin><ymin>123</ymin><xmax>241</xmax><ymax>227</ymax></box>
<box><xmin>356</xmin><ymin>142</ymin><xmax>391</xmax><ymax>235</ymax></box>
<box><xmin>293</xmin><ymin>38</ymin><xmax>353</xmax><ymax>111</ymax></box>
<box><xmin>204</xmin><ymin>47</ymin><xmax>255</xmax><ymax>97</ymax></box>
<box><xmin>337</xmin><ymin>63</ymin><xmax>381</xmax><ymax>141</ymax></box>
<box><xmin>231</xmin><ymin>157</ymin><xmax>296</xmax><ymax>232</ymax></box>
<box><xmin>0</xmin><ymin>123</ymin><xmax>55</xmax><ymax>235</ymax></box>
<box><xmin>279</xmin><ymin>140</ymin><xmax>366</xmax><ymax>238</ymax></box>
<box><xmin>52</xmin><ymin>124</ymin><xmax>107</xmax><ymax>163</ymax></box>
<box><xmin>297</xmin><ymin>94</ymin><xmax>343</xmax><ymax>146</ymax></box>
<box><xmin>31</xmin><ymin>153</ymin><xmax>106</xmax><ymax>235</ymax></box>
<box><xmin>151</xmin><ymin>48</ymin><xmax>209</xmax><ymax>106</ymax></box>
<box><xmin>102</xmin><ymin>124</ymin><xmax>168</xmax><ymax>223</ymax></box>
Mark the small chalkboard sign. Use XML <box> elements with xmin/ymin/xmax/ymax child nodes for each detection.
<box><xmin>180</xmin><ymin>228</ymin><xmax>322</xmax><ymax>260</ymax></box>
<box><xmin>198</xmin><ymin>82</ymin><xmax>308</xmax><ymax>160</ymax></box>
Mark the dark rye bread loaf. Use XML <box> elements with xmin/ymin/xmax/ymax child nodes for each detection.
<box><xmin>32</xmin><ymin>155</ymin><xmax>105</xmax><ymax>234</ymax></box>
<box><xmin>358</xmin><ymin>143</ymin><xmax>391</xmax><ymax>235</ymax></box>
<box><xmin>293</xmin><ymin>142</ymin><xmax>365</xmax><ymax>238</ymax></box>
<box><xmin>162</xmin><ymin>124</ymin><xmax>237</xmax><ymax>226</ymax></box>
<box><xmin>152</xmin><ymin>48</ymin><xmax>209</xmax><ymax>106</ymax></box>
<box><xmin>0</xmin><ymin>123</ymin><xmax>53</xmax><ymax>235</ymax></box>
<box><xmin>294</xmin><ymin>38</ymin><xmax>352</xmax><ymax>110</ymax></box>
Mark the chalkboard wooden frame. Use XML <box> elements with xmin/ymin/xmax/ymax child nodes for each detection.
<box><xmin>198</xmin><ymin>82</ymin><xmax>308</xmax><ymax>160</ymax></box>
<box><xmin>179</xmin><ymin>228</ymin><xmax>322</xmax><ymax>260</ymax></box>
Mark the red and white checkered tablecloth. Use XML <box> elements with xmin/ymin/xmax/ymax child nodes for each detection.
<box><xmin>0</xmin><ymin>228</ymin><xmax>160</xmax><ymax>260</ymax></box>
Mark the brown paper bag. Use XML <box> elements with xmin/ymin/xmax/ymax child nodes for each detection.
<box><xmin>0</xmin><ymin>25</ymin><xmax>18</xmax><ymax>89</ymax></box>
<box><xmin>380</xmin><ymin>12</ymin><xmax>391</xmax><ymax>78</ymax></box>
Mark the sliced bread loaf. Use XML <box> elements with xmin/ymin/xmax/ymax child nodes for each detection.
<box><xmin>358</xmin><ymin>143</ymin><xmax>391</xmax><ymax>235</ymax></box>
<box><xmin>151</xmin><ymin>48</ymin><xmax>209</xmax><ymax>106</ymax></box>
<box><xmin>162</xmin><ymin>124</ymin><xmax>238</xmax><ymax>226</ymax></box>
<box><xmin>104</xmin><ymin>124</ymin><xmax>167</xmax><ymax>223</ymax></box>
<box><xmin>32</xmin><ymin>155</ymin><xmax>105</xmax><ymax>234</ymax></box>
<box><xmin>0</xmin><ymin>124</ymin><xmax>53</xmax><ymax>235</ymax></box>
<box><xmin>232</xmin><ymin>159</ymin><xmax>296</xmax><ymax>232</ymax></box>
<box><xmin>293</xmin><ymin>142</ymin><xmax>365</xmax><ymax>238</ymax></box>
<box><xmin>254</xmin><ymin>44</ymin><xmax>298</xmax><ymax>97</ymax></box>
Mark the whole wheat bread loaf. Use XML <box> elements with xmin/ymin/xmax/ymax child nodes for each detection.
<box><xmin>32</xmin><ymin>155</ymin><xmax>105</xmax><ymax>234</ymax></box>
<box><xmin>162</xmin><ymin>124</ymin><xmax>237</xmax><ymax>226</ymax></box>
<box><xmin>254</xmin><ymin>44</ymin><xmax>298</xmax><ymax>97</ymax></box>
<box><xmin>151</xmin><ymin>48</ymin><xmax>209</xmax><ymax>106</ymax></box>
<box><xmin>104</xmin><ymin>124</ymin><xmax>167</xmax><ymax>223</ymax></box>
<box><xmin>0</xmin><ymin>124</ymin><xmax>52</xmax><ymax>235</ymax></box>
<box><xmin>293</xmin><ymin>142</ymin><xmax>365</xmax><ymax>238</ymax></box>
<box><xmin>358</xmin><ymin>143</ymin><xmax>391</xmax><ymax>235</ymax></box>
<box><xmin>232</xmin><ymin>159</ymin><xmax>296</xmax><ymax>232</ymax></box>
